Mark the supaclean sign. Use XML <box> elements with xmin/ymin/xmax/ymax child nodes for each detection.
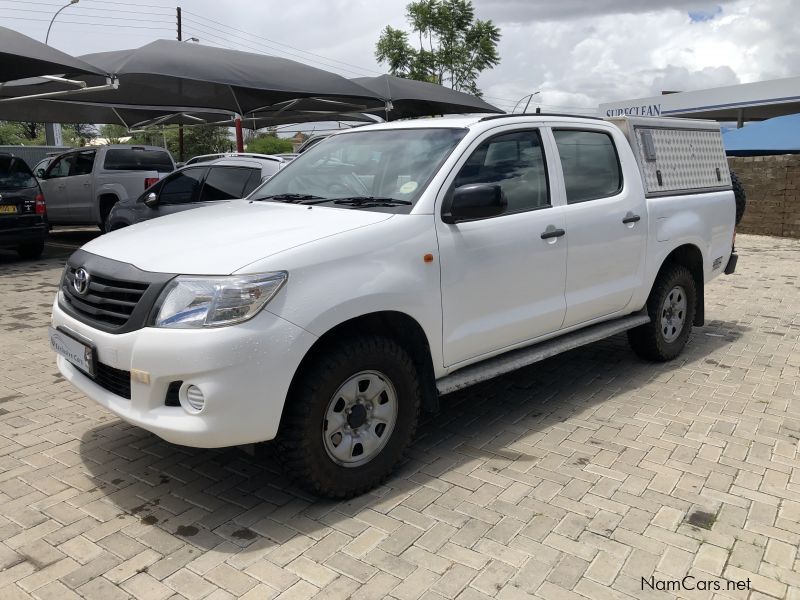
<box><xmin>605</xmin><ymin>104</ymin><xmax>662</xmax><ymax>117</ymax></box>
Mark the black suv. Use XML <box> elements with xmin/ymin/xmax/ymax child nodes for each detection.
<box><xmin>0</xmin><ymin>153</ymin><xmax>48</xmax><ymax>259</ymax></box>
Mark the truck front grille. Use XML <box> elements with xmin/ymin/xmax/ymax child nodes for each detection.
<box><xmin>57</xmin><ymin>249</ymin><xmax>176</xmax><ymax>334</ymax></box>
<box><xmin>62</xmin><ymin>267</ymin><xmax>149</xmax><ymax>328</ymax></box>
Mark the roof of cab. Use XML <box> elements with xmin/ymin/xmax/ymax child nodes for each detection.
<box><xmin>329</xmin><ymin>113</ymin><xmax>605</xmax><ymax>136</ymax></box>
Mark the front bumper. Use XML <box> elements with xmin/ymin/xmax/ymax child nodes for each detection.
<box><xmin>52</xmin><ymin>299</ymin><xmax>317</xmax><ymax>447</ymax></box>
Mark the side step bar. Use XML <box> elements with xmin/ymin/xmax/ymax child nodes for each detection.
<box><xmin>436</xmin><ymin>312</ymin><xmax>650</xmax><ymax>395</ymax></box>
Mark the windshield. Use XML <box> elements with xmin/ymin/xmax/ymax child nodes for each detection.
<box><xmin>250</xmin><ymin>128</ymin><xmax>467</xmax><ymax>210</ymax></box>
<box><xmin>0</xmin><ymin>156</ymin><xmax>37</xmax><ymax>190</ymax></box>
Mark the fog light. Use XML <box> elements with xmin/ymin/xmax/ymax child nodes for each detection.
<box><xmin>184</xmin><ymin>385</ymin><xmax>205</xmax><ymax>413</ymax></box>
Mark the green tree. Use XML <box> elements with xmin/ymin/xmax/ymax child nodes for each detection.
<box><xmin>246</xmin><ymin>134</ymin><xmax>294</xmax><ymax>154</ymax></box>
<box><xmin>0</xmin><ymin>121</ymin><xmax>46</xmax><ymax>145</ymax></box>
<box><xmin>375</xmin><ymin>0</ymin><xmax>500</xmax><ymax>95</ymax></box>
<box><xmin>63</xmin><ymin>123</ymin><xmax>98</xmax><ymax>147</ymax></box>
<box><xmin>100</xmin><ymin>124</ymin><xmax>128</xmax><ymax>144</ymax></box>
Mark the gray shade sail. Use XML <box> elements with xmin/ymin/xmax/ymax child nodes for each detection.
<box><xmin>0</xmin><ymin>98</ymin><xmax>232</xmax><ymax>128</ymax></box>
<box><xmin>0</xmin><ymin>97</ymin><xmax>376</xmax><ymax>130</ymax></box>
<box><xmin>351</xmin><ymin>75</ymin><xmax>501</xmax><ymax>120</ymax></box>
<box><xmin>0</xmin><ymin>26</ymin><xmax>106</xmax><ymax>83</ymax></box>
<box><xmin>0</xmin><ymin>40</ymin><xmax>383</xmax><ymax>114</ymax></box>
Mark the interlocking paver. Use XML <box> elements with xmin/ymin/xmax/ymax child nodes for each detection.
<box><xmin>1</xmin><ymin>232</ymin><xmax>799</xmax><ymax>598</ymax></box>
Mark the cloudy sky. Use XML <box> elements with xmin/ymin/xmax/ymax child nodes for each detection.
<box><xmin>4</xmin><ymin>0</ymin><xmax>796</xmax><ymax>116</ymax></box>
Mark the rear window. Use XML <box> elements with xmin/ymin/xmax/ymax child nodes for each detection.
<box><xmin>104</xmin><ymin>148</ymin><xmax>174</xmax><ymax>173</ymax></box>
<box><xmin>0</xmin><ymin>156</ymin><xmax>37</xmax><ymax>190</ymax></box>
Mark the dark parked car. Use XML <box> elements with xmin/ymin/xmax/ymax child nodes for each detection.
<box><xmin>106</xmin><ymin>156</ymin><xmax>278</xmax><ymax>230</ymax></box>
<box><xmin>0</xmin><ymin>153</ymin><xmax>47</xmax><ymax>259</ymax></box>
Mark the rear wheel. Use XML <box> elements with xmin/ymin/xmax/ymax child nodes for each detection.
<box><xmin>276</xmin><ymin>335</ymin><xmax>420</xmax><ymax>498</ymax></box>
<box><xmin>17</xmin><ymin>240</ymin><xmax>44</xmax><ymax>260</ymax></box>
<box><xmin>628</xmin><ymin>264</ymin><xmax>696</xmax><ymax>361</ymax></box>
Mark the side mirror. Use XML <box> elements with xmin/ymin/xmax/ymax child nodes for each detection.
<box><xmin>144</xmin><ymin>192</ymin><xmax>159</xmax><ymax>207</ymax></box>
<box><xmin>442</xmin><ymin>183</ymin><xmax>507</xmax><ymax>224</ymax></box>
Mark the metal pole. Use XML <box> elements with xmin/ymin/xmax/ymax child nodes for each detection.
<box><xmin>46</xmin><ymin>0</ymin><xmax>79</xmax><ymax>44</ymax></box>
<box><xmin>235</xmin><ymin>116</ymin><xmax>244</xmax><ymax>152</ymax></box>
<box><xmin>177</xmin><ymin>6</ymin><xmax>185</xmax><ymax>162</ymax></box>
<box><xmin>45</xmin><ymin>0</ymin><xmax>79</xmax><ymax>146</ymax></box>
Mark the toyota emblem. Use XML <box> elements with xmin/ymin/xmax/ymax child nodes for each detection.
<box><xmin>73</xmin><ymin>268</ymin><xmax>90</xmax><ymax>295</ymax></box>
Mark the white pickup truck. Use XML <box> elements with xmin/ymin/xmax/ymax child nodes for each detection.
<box><xmin>39</xmin><ymin>145</ymin><xmax>174</xmax><ymax>231</ymax></box>
<box><xmin>50</xmin><ymin>114</ymin><xmax>737</xmax><ymax>497</ymax></box>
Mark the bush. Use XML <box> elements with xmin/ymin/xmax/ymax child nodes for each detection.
<box><xmin>247</xmin><ymin>135</ymin><xmax>294</xmax><ymax>154</ymax></box>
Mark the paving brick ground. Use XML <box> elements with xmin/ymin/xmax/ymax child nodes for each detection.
<box><xmin>0</xmin><ymin>232</ymin><xmax>798</xmax><ymax>600</ymax></box>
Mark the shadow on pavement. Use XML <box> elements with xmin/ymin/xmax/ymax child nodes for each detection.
<box><xmin>77</xmin><ymin>321</ymin><xmax>747</xmax><ymax>556</ymax></box>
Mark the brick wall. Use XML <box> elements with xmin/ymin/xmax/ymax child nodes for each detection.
<box><xmin>728</xmin><ymin>154</ymin><xmax>800</xmax><ymax>238</ymax></box>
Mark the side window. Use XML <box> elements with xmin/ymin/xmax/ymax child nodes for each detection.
<box><xmin>200</xmin><ymin>167</ymin><xmax>257</xmax><ymax>202</ymax></box>
<box><xmin>553</xmin><ymin>130</ymin><xmax>622</xmax><ymax>203</ymax></box>
<box><xmin>45</xmin><ymin>155</ymin><xmax>72</xmax><ymax>179</ymax></box>
<box><xmin>69</xmin><ymin>150</ymin><xmax>96</xmax><ymax>176</ymax></box>
<box><xmin>158</xmin><ymin>167</ymin><xmax>207</xmax><ymax>205</ymax></box>
<box><xmin>453</xmin><ymin>130</ymin><xmax>549</xmax><ymax>214</ymax></box>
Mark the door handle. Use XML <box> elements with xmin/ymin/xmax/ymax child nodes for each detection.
<box><xmin>83</xmin><ymin>182</ymin><xmax>91</xmax><ymax>187</ymax></box>
<box><xmin>622</xmin><ymin>213</ymin><xmax>641</xmax><ymax>224</ymax></box>
<box><xmin>540</xmin><ymin>227</ymin><xmax>566</xmax><ymax>239</ymax></box>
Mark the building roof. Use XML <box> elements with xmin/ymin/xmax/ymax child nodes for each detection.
<box><xmin>723</xmin><ymin>113</ymin><xmax>800</xmax><ymax>156</ymax></box>
<box><xmin>599</xmin><ymin>75</ymin><xmax>800</xmax><ymax>122</ymax></box>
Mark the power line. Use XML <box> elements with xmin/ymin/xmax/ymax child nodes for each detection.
<box><xmin>0</xmin><ymin>0</ymin><xmax>173</xmax><ymax>15</ymax></box>
<box><xmin>2</xmin><ymin>15</ymin><xmax>173</xmax><ymax>31</ymax></box>
<box><xmin>180</xmin><ymin>20</ymin><xmax>373</xmax><ymax>78</ymax></box>
<box><xmin>1</xmin><ymin>7</ymin><xmax>173</xmax><ymax>23</ymax></box>
<box><xmin>182</xmin><ymin>10</ymin><xmax>382</xmax><ymax>76</ymax></box>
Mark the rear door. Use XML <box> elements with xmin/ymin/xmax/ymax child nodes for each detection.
<box><xmin>64</xmin><ymin>149</ymin><xmax>96</xmax><ymax>223</ymax></box>
<box><xmin>549</xmin><ymin>127</ymin><xmax>647</xmax><ymax>328</ymax></box>
<box><xmin>39</xmin><ymin>153</ymin><xmax>74</xmax><ymax>223</ymax></box>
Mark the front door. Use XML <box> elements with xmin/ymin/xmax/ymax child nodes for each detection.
<box><xmin>437</xmin><ymin>129</ymin><xmax>568</xmax><ymax>367</ymax></box>
<box><xmin>64</xmin><ymin>149</ymin><xmax>96</xmax><ymax>223</ymax></box>
<box><xmin>152</xmin><ymin>166</ymin><xmax>208</xmax><ymax>219</ymax></box>
<box><xmin>39</xmin><ymin>153</ymin><xmax>74</xmax><ymax>223</ymax></box>
<box><xmin>550</xmin><ymin>127</ymin><xmax>647</xmax><ymax>328</ymax></box>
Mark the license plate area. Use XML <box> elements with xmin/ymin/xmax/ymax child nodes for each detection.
<box><xmin>49</xmin><ymin>326</ymin><xmax>96</xmax><ymax>377</ymax></box>
<box><xmin>0</xmin><ymin>204</ymin><xmax>18</xmax><ymax>214</ymax></box>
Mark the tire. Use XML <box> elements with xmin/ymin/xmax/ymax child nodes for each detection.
<box><xmin>730</xmin><ymin>170</ymin><xmax>746</xmax><ymax>225</ymax></box>
<box><xmin>627</xmin><ymin>264</ymin><xmax>696</xmax><ymax>361</ymax></box>
<box><xmin>17</xmin><ymin>240</ymin><xmax>44</xmax><ymax>260</ymax></box>
<box><xmin>276</xmin><ymin>335</ymin><xmax>421</xmax><ymax>498</ymax></box>
<box><xmin>99</xmin><ymin>196</ymin><xmax>119</xmax><ymax>233</ymax></box>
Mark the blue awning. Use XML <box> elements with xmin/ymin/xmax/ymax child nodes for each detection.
<box><xmin>724</xmin><ymin>113</ymin><xmax>800</xmax><ymax>156</ymax></box>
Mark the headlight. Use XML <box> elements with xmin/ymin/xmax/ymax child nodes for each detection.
<box><xmin>153</xmin><ymin>272</ymin><xmax>287</xmax><ymax>328</ymax></box>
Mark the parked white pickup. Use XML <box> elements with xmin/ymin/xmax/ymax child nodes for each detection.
<box><xmin>50</xmin><ymin>114</ymin><xmax>737</xmax><ymax>498</ymax></box>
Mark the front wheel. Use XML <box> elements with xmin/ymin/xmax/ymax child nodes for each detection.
<box><xmin>628</xmin><ymin>264</ymin><xmax>697</xmax><ymax>361</ymax></box>
<box><xmin>276</xmin><ymin>335</ymin><xmax>420</xmax><ymax>498</ymax></box>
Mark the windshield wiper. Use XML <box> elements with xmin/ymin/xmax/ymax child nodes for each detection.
<box><xmin>255</xmin><ymin>193</ymin><xmax>325</xmax><ymax>203</ymax></box>
<box><xmin>331</xmin><ymin>196</ymin><xmax>412</xmax><ymax>207</ymax></box>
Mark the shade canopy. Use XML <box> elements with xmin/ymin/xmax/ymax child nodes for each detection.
<box><xmin>0</xmin><ymin>98</ymin><xmax>237</xmax><ymax>128</ymax></box>
<box><xmin>724</xmin><ymin>113</ymin><xmax>800</xmax><ymax>156</ymax></box>
<box><xmin>352</xmin><ymin>74</ymin><xmax>501</xmax><ymax>120</ymax></box>
<box><xmin>0</xmin><ymin>26</ymin><xmax>106</xmax><ymax>83</ymax></box>
<box><xmin>0</xmin><ymin>40</ymin><xmax>383</xmax><ymax>115</ymax></box>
